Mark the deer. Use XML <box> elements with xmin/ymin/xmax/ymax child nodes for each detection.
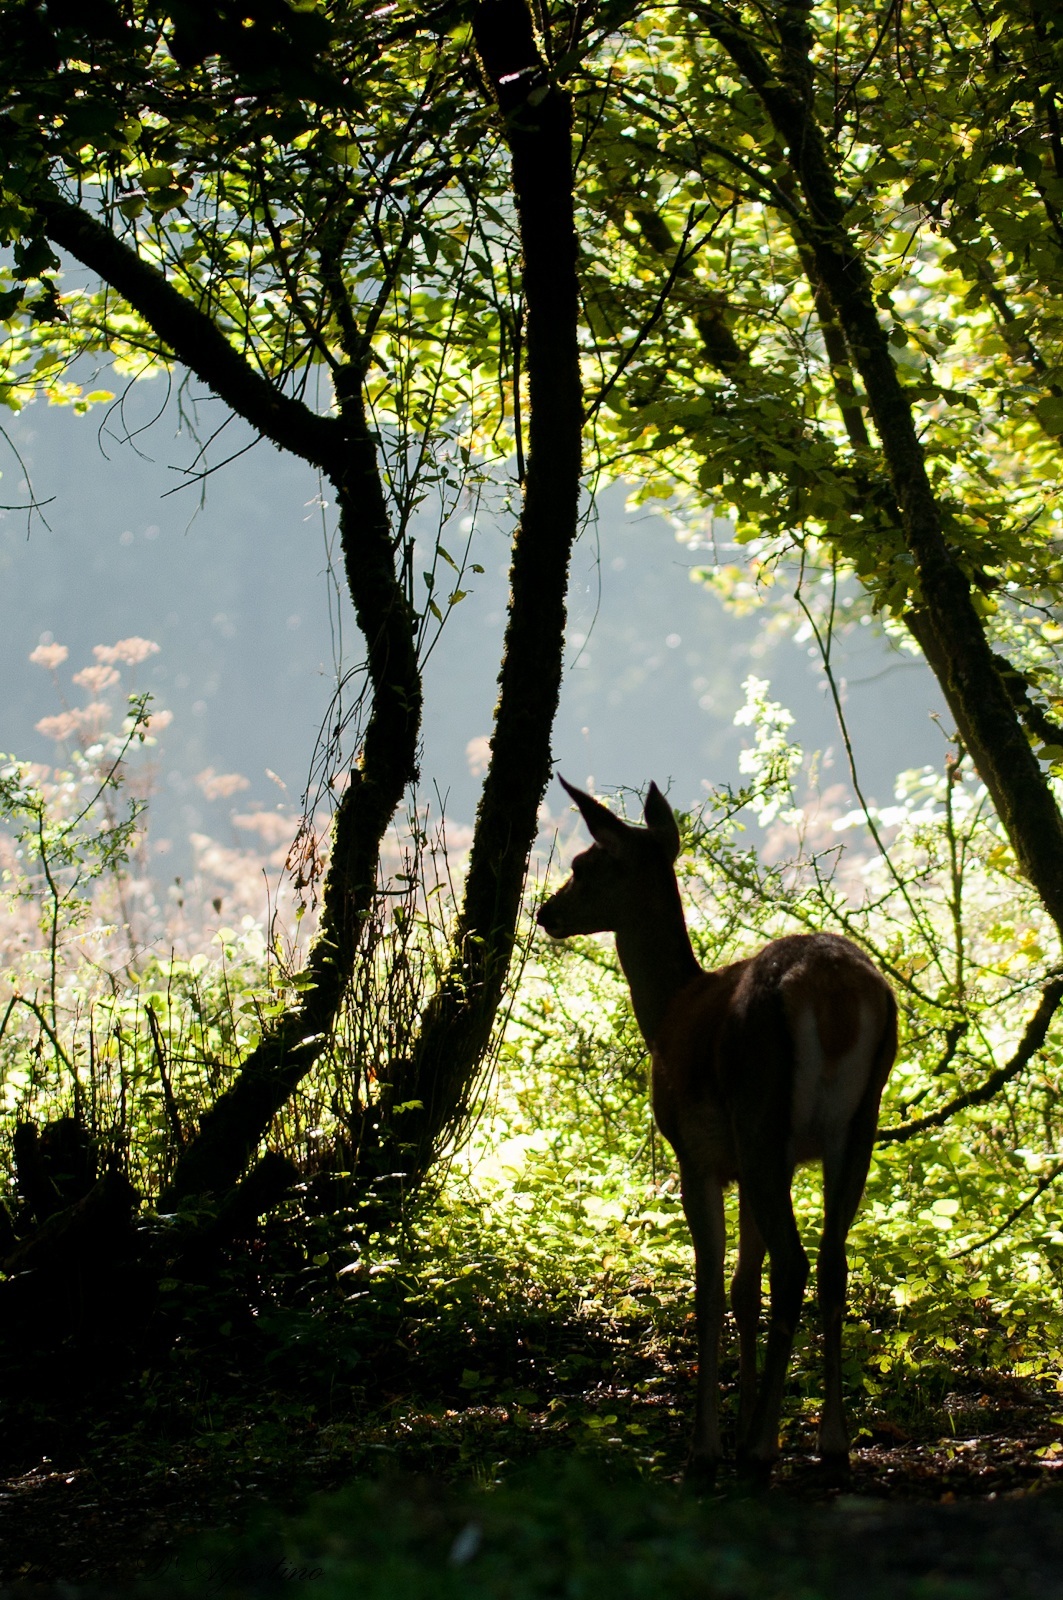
<box><xmin>536</xmin><ymin>777</ymin><xmax>897</xmax><ymax>1481</ymax></box>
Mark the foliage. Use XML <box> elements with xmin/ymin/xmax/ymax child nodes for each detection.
<box><xmin>0</xmin><ymin>639</ymin><xmax>296</xmax><ymax>1194</ymax></box>
<box><xmin>0</xmin><ymin>0</ymin><xmax>508</xmax><ymax>575</ymax></box>
<box><xmin>4</xmin><ymin>658</ymin><xmax>1063</xmax><ymax>1406</ymax></box>
<box><xmin>576</xmin><ymin>1</ymin><xmax>1063</xmax><ymax>594</ymax></box>
<box><xmin>6</xmin><ymin>0</ymin><xmax>1061</xmax><ymax>651</ymax></box>
<box><xmin>1</xmin><ymin>706</ymin><xmax>147</xmax><ymax>1002</ymax></box>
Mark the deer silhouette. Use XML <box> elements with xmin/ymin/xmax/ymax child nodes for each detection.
<box><xmin>537</xmin><ymin>777</ymin><xmax>897</xmax><ymax>1479</ymax></box>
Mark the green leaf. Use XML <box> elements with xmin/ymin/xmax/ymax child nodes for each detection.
<box><xmin>1035</xmin><ymin>397</ymin><xmax>1063</xmax><ymax>437</ymax></box>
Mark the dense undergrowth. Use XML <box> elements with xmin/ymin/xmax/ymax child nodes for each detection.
<box><xmin>3</xmin><ymin>653</ymin><xmax>1063</xmax><ymax>1589</ymax></box>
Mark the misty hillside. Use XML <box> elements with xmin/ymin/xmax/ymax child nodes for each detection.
<box><xmin>1</xmin><ymin>371</ymin><xmax>948</xmax><ymax>878</ymax></box>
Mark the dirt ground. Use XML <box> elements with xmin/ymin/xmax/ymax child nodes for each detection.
<box><xmin>3</xmin><ymin>1386</ymin><xmax>1063</xmax><ymax>1597</ymax></box>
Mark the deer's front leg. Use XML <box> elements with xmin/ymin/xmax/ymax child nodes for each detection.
<box><xmin>680</xmin><ymin>1164</ymin><xmax>726</xmax><ymax>1481</ymax></box>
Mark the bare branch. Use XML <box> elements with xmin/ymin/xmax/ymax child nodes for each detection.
<box><xmin>877</xmin><ymin>979</ymin><xmax>1063</xmax><ymax>1144</ymax></box>
<box><xmin>37</xmin><ymin>191</ymin><xmax>342</xmax><ymax>475</ymax></box>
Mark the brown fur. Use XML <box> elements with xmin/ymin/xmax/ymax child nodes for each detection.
<box><xmin>651</xmin><ymin>935</ymin><xmax>894</xmax><ymax>1178</ymax></box>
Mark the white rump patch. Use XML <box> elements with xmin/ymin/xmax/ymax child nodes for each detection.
<box><xmin>790</xmin><ymin>1000</ymin><xmax>879</xmax><ymax>1160</ymax></box>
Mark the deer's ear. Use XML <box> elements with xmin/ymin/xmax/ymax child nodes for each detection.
<box><xmin>643</xmin><ymin>782</ymin><xmax>681</xmax><ymax>862</ymax></box>
<box><xmin>559</xmin><ymin>775</ymin><xmax>628</xmax><ymax>853</ymax></box>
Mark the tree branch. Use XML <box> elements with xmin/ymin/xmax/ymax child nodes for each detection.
<box><xmin>700</xmin><ymin>0</ymin><xmax>1063</xmax><ymax>937</ymax></box>
<box><xmin>952</xmin><ymin>1159</ymin><xmax>1063</xmax><ymax>1257</ymax></box>
<box><xmin>877</xmin><ymin>978</ymin><xmax>1063</xmax><ymax>1144</ymax></box>
<box><xmin>36</xmin><ymin>190</ymin><xmax>342</xmax><ymax>474</ymax></box>
<box><xmin>627</xmin><ymin>205</ymin><xmax>746</xmax><ymax>373</ymax></box>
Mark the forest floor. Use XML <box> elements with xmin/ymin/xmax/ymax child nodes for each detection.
<box><xmin>3</xmin><ymin>1296</ymin><xmax>1063</xmax><ymax>1598</ymax></box>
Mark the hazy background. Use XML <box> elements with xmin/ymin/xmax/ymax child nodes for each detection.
<box><xmin>0</xmin><ymin>368</ymin><xmax>949</xmax><ymax>878</ymax></box>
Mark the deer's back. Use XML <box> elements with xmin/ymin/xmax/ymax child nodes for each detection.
<box><xmin>650</xmin><ymin>932</ymin><xmax>896</xmax><ymax>1177</ymax></box>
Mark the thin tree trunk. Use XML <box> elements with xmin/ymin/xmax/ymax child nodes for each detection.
<box><xmin>33</xmin><ymin>192</ymin><xmax>423</xmax><ymax>1206</ymax></box>
<box><xmin>163</xmin><ymin>381</ymin><xmax>421</xmax><ymax>1204</ymax></box>
<box><xmin>703</xmin><ymin>0</ymin><xmax>1063</xmax><ymax>936</ymax></box>
<box><xmin>365</xmin><ymin>0</ymin><xmax>583</xmax><ymax>1184</ymax></box>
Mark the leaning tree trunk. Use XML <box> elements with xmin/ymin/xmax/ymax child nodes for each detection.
<box><xmin>703</xmin><ymin>0</ymin><xmax>1063</xmax><ymax>940</ymax></box>
<box><xmin>362</xmin><ymin>0</ymin><xmax>584</xmax><ymax>1188</ymax></box>
<box><xmin>32</xmin><ymin>194</ymin><xmax>424</xmax><ymax>1207</ymax></box>
<box><xmin>162</xmin><ymin>378</ymin><xmax>422</xmax><ymax>1205</ymax></box>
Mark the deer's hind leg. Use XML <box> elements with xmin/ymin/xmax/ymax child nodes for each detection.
<box><xmin>726</xmin><ymin>997</ymin><xmax>808</xmax><ymax>1475</ymax></box>
<box><xmin>733</xmin><ymin>1152</ymin><xmax>807</xmax><ymax>1475</ymax></box>
<box><xmin>731</xmin><ymin>1188</ymin><xmax>766</xmax><ymax>1450</ymax></box>
<box><xmin>817</xmin><ymin>1083</ymin><xmax>882</xmax><ymax>1471</ymax></box>
<box><xmin>679</xmin><ymin>1162</ymin><xmax>726</xmax><ymax>1480</ymax></box>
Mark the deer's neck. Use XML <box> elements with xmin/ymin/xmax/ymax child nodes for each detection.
<box><xmin>615</xmin><ymin>888</ymin><xmax>701</xmax><ymax>1045</ymax></box>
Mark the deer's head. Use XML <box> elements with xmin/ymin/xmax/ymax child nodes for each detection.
<box><xmin>536</xmin><ymin>777</ymin><xmax>681</xmax><ymax>939</ymax></box>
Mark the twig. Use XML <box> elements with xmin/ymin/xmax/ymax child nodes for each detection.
<box><xmin>15</xmin><ymin>994</ymin><xmax>75</xmax><ymax>1074</ymax></box>
<box><xmin>146</xmin><ymin>1005</ymin><xmax>184</xmax><ymax>1150</ymax></box>
<box><xmin>952</xmin><ymin>1160</ymin><xmax>1063</xmax><ymax>1258</ymax></box>
<box><xmin>0</xmin><ymin>993</ymin><xmax>18</xmax><ymax>1049</ymax></box>
<box><xmin>794</xmin><ymin>561</ymin><xmax>948</xmax><ymax>983</ymax></box>
<box><xmin>878</xmin><ymin>978</ymin><xmax>1063</xmax><ymax>1143</ymax></box>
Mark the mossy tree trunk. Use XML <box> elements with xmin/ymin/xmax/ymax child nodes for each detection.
<box><xmin>702</xmin><ymin>0</ymin><xmax>1063</xmax><ymax>940</ymax></box>
<box><xmin>362</xmin><ymin>0</ymin><xmax>584</xmax><ymax>1188</ymax></box>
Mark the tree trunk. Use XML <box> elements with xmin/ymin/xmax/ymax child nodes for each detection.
<box><xmin>163</xmin><ymin>381</ymin><xmax>421</xmax><ymax>1205</ymax></box>
<box><xmin>35</xmin><ymin>193</ymin><xmax>424</xmax><ymax>1209</ymax></box>
<box><xmin>365</xmin><ymin>0</ymin><xmax>584</xmax><ymax>1185</ymax></box>
<box><xmin>705</xmin><ymin>0</ymin><xmax>1063</xmax><ymax>937</ymax></box>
